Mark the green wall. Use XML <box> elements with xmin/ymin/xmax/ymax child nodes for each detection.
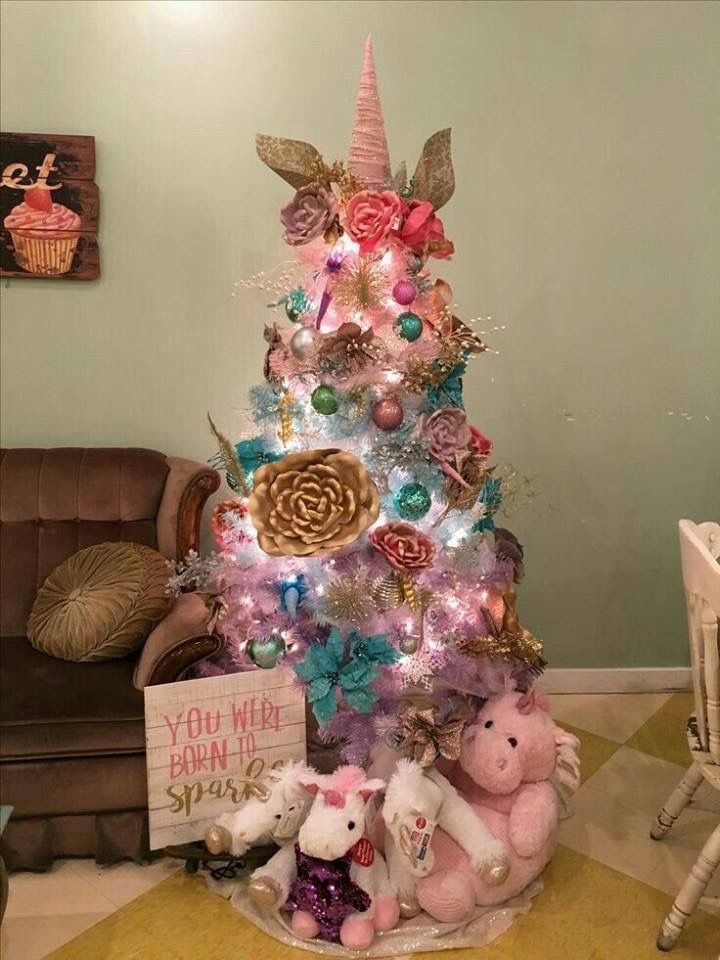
<box><xmin>1</xmin><ymin>1</ymin><xmax>718</xmax><ymax>668</ymax></box>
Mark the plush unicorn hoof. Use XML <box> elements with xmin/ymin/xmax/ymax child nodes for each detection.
<box><xmin>398</xmin><ymin>895</ymin><xmax>422</xmax><ymax>919</ymax></box>
<box><xmin>418</xmin><ymin>871</ymin><xmax>475</xmax><ymax>924</ymax></box>
<box><xmin>205</xmin><ymin>825</ymin><xmax>231</xmax><ymax>855</ymax></box>
<box><xmin>373</xmin><ymin>895</ymin><xmax>400</xmax><ymax>931</ymax></box>
<box><xmin>340</xmin><ymin>915</ymin><xmax>374</xmax><ymax>950</ymax></box>
<box><xmin>480</xmin><ymin>854</ymin><xmax>511</xmax><ymax>887</ymax></box>
<box><xmin>291</xmin><ymin>910</ymin><xmax>320</xmax><ymax>940</ymax></box>
<box><xmin>248</xmin><ymin>876</ymin><xmax>281</xmax><ymax>907</ymax></box>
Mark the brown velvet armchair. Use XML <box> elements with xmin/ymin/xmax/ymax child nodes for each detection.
<box><xmin>0</xmin><ymin>448</ymin><xmax>221</xmax><ymax>871</ymax></box>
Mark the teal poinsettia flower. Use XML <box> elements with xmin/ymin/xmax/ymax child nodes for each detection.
<box><xmin>294</xmin><ymin>627</ymin><xmax>382</xmax><ymax>725</ymax></box>
<box><xmin>349</xmin><ymin>631</ymin><xmax>402</xmax><ymax>668</ymax></box>
<box><xmin>234</xmin><ymin>437</ymin><xmax>282</xmax><ymax>479</ymax></box>
<box><xmin>426</xmin><ymin>358</ymin><xmax>467</xmax><ymax>411</ymax></box>
<box><xmin>473</xmin><ymin>476</ymin><xmax>503</xmax><ymax>533</ymax></box>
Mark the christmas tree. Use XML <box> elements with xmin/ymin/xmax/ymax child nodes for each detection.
<box><xmin>180</xmin><ymin>37</ymin><xmax>545</xmax><ymax>767</ymax></box>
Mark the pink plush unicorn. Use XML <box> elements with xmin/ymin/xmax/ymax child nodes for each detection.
<box><xmin>416</xmin><ymin>690</ymin><xmax>580</xmax><ymax>922</ymax></box>
<box><xmin>264</xmin><ymin>765</ymin><xmax>400</xmax><ymax>949</ymax></box>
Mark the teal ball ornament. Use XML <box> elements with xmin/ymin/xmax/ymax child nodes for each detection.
<box><xmin>311</xmin><ymin>384</ymin><xmax>338</xmax><ymax>415</ymax></box>
<box><xmin>247</xmin><ymin>632</ymin><xmax>286</xmax><ymax>669</ymax></box>
<box><xmin>394</xmin><ymin>482</ymin><xmax>432</xmax><ymax>520</ymax></box>
<box><xmin>285</xmin><ymin>288</ymin><xmax>310</xmax><ymax>323</ymax></box>
<box><xmin>395</xmin><ymin>312</ymin><xmax>423</xmax><ymax>342</ymax></box>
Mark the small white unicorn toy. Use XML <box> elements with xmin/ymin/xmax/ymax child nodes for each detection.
<box><xmin>204</xmin><ymin>759</ymin><xmax>316</xmax><ymax>895</ymax></box>
<box><xmin>267</xmin><ymin>765</ymin><xmax>400</xmax><ymax>949</ymax></box>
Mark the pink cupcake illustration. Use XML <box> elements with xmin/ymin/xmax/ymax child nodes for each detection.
<box><xmin>3</xmin><ymin>185</ymin><xmax>81</xmax><ymax>276</ymax></box>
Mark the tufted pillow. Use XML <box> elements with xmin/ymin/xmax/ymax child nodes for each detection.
<box><xmin>27</xmin><ymin>542</ymin><xmax>173</xmax><ymax>662</ymax></box>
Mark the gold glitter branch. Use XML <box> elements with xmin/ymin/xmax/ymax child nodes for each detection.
<box><xmin>207</xmin><ymin>413</ymin><xmax>248</xmax><ymax>497</ymax></box>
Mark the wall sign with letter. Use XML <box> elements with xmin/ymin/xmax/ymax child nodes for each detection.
<box><xmin>0</xmin><ymin>132</ymin><xmax>99</xmax><ymax>279</ymax></box>
<box><xmin>144</xmin><ymin>668</ymin><xmax>306</xmax><ymax>850</ymax></box>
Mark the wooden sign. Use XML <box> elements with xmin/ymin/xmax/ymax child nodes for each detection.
<box><xmin>144</xmin><ymin>668</ymin><xmax>307</xmax><ymax>850</ymax></box>
<box><xmin>0</xmin><ymin>132</ymin><xmax>99</xmax><ymax>280</ymax></box>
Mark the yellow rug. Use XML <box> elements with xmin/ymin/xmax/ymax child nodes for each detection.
<box><xmin>47</xmin><ymin>844</ymin><xmax>718</xmax><ymax>960</ymax></box>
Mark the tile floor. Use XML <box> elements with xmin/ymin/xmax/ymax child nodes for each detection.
<box><xmin>1</xmin><ymin>692</ymin><xmax>718</xmax><ymax>959</ymax></box>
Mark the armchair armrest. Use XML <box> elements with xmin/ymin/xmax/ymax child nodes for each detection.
<box><xmin>156</xmin><ymin>457</ymin><xmax>220</xmax><ymax>560</ymax></box>
<box><xmin>134</xmin><ymin>592</ymin><xmax>224</xmax><ymax>689</ymax></box>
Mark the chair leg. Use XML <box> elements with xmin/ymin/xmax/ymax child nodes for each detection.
<box><xmin>650</xmin><ymin>763</ymin><xmax>705</xmax><ymax>840</ymax></box>
<box><xmin>656</xmin><ymin>822</ymin><xmax>720</xmax><ymax>951</ymax></box>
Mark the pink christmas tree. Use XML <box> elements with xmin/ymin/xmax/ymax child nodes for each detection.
<box><xmin>180</xmin><ymin>38</ymin><xmax>544</xmax><ymax>766</ymax></box>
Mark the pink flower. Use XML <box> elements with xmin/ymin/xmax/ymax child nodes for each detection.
<box><xmin>420</xmin><ymin>408</ymin><xmax>472</xmax><ymax>462</ymax></box>
<box><xmin>369</xmin><ymin>521</ymin><xmax>436</xmax><ymax>572</ymax></box>
<box><xmin>344</xmin><ymin>190</ymin><xmax>403</xmax><ymax>254</ymax></box>
<box><xmin>399</xmin><ymin>201</ymin><xmax>454</xmax><ymax>259</ymax></box>
<box><xmin>469</xmin><ymin>425</ymin><xmax>492</xmax><ymax>457</ymax></box>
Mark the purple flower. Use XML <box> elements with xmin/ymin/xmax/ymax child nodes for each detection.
<box><xmin>281</xmin><ymin>184</ymin><xmax>338</xmax><ymax>246</ymax></box>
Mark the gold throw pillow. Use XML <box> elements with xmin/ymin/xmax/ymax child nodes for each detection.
<box><xmin>27</xmin><ymin>542</ymin><xmax>173</xmax><ymax>662</ymax></box>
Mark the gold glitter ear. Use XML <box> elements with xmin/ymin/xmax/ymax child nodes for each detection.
<box><xmin>412</xmin><ymin>128</ymin><xmax>455</xmax><ymax>210</ymax></box>
<box><xmin>255</xmin><ymin>134</ymin><xmax>324</xmax><ymax>189</ymax></box>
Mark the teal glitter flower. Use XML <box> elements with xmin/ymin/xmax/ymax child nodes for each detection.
<box><xmin>473</xmin><ymin>476</ymin><xmax>503</xmax><ymax>533</ymax></box>
<box><xmin>426</xmin><ymin>358</ymin><xmax>467</xmax><ymax>411</ymax></box>
<box><xmin>349</xmin><ymin>630</ymin><xmax>401</xmax><ymax>668</ymax></box>
<box><xmin>294</xmin><ymin>627</ymin><xmax>389</xmax><ymax>725</ymax></box>
<box><xmin>234</xmin><ymin>437</ymin><xmax>282</xmax><ymax>478</ymax></box>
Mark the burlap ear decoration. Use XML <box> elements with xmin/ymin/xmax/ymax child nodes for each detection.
<box><xmin>412</xmin><ymin>128</ymin><xmax>455</xmax><ymax>210</ymax></box>
<box><xmin>256</xmin><ymin>134</ymin><xmax>324</xmax><ymax>190</ymax></box>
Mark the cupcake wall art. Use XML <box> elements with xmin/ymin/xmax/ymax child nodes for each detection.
<box><xmin>0</xmin><ymin>132</ymin><xmax>99</xmax><ymax>280</ymax></box>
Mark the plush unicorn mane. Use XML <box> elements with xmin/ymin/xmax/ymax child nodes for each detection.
<box><xmin>326</xmin><ymin>765</ymin><xmax>368</xmax><ymax>794</ymax></box>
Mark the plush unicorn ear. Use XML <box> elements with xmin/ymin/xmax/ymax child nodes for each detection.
<box><xmin>358</xmin><ymin>777</ymin><xmax>386</xmax><ymax>803</ymax></box>
<box><xmin>300</xmin><ymin>781</ymin><xmax>321</xmax><ymax>797</ymax></box>
<box><xmin>534</xmin><ymin>692</ymin><xmax>551</xmax><ymax>713</ymax></box>
<box><xmin>516</xmin><ymin>690</ymin><xmax>537</xmax><ymax>715</ymax></box>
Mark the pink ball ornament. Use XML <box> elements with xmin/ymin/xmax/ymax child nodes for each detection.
<box><xmin>392</xmin><ymin>280</ymin><xmax>416</xmax><ymax>306</ymax></box>
<box><xmin>372</xmin><ymin>397</ymin><xmax>404</xmax><ymax>431</ymax></box>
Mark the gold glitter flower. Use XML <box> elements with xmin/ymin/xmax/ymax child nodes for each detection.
<box><xmin>248</xmin><ymin>448</ymin><xmax>380</xmax><ymax>557</ymax></box>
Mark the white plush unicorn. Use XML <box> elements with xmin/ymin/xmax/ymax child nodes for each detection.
<box><xmin>264</xmin><ymin>765</ymin><xmax>400</xmax><ymax>949</ymax></box>
<box><xmin>381</xmin><ymin>758</ymin><xmax>511</xmax><ymax>917</ymax></box>
<box><xmin>204</xmin><ymin>760</ymin><xmax>317</xmax><ymax>904</ymax></box>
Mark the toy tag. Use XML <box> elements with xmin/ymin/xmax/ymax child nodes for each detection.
<box><xmin>351</xmin><ymin>838</ymin><xmax>375</xmax><ymax>867</ymax></box>
<box><xmin>402</xmin><ymin>813</ymin><xmax>437</xmax><ymax>862</ymax></box>
<box><xmin>273</xmin><ymin>794</ymin><xmax>312</xmax><ymax>841</ymax></box>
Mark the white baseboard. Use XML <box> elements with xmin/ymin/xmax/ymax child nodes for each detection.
<box><xmin>541</xmin><ymin>667</ymin><xmax>692</xmax><ymax>694</ymax></box>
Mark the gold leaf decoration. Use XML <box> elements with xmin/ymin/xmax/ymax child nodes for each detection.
<box><xmin>207</xmin><ymin>412</ymin><xmax>248</xmax><ymax>497</ymax></box>
<box><xmin>456</xmin><ymin>584</ymin><xmax>546</xmax><ymax>673</ymax></box>
<box><xmin>412</xmin><ymin>128</ymin><xmax>455</xmax><ymax>210</ymax></box>
<box><xmin>255</xmin><ymin>134</ymin><xmax>324</xmax><ymax>190</ymax></box>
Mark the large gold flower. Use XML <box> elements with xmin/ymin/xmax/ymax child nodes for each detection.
<box><xmin>248</xmin><ymin>448</ymin><xmax>380</xmax><ymax>557</ymax></box>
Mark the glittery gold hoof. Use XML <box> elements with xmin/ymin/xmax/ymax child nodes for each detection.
<box><xmin>205</xmin><ymin>825</ymin><xmax>231</xmax><ymax>855</ymax></box>
<box><xmin>398</xmin><ymin>895</ymin><xmax>422</xmax><ymax>919</ymax></box>
<box><xmin>248</xmin><ymin>876</ymin><xmax>282</xmax><ymax>906</ymax></box>
<box><xmin>481</xmin><ymin>855</ymin><xmax>510</xmax><ymax>887</ymax></box>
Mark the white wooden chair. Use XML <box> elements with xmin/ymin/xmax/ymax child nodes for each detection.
<box><xmin>651</xmin><ymin>519</ymin><xmax>720</xmax><ymax>952</ymax></box>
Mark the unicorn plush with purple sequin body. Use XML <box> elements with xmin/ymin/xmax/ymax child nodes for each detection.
<box><xmin>272</xmin><ymin>766</ymin><xmax>400</xmax><ymax>949</ymax></box>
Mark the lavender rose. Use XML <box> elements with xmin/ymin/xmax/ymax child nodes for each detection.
<box><xmin>420</xmin><ymin>408</ymin><xmax>472</xmax><ymax>462</ymax></box>
<box><xmin>281</xmin><ymin>184</ymin><xmax>338</xmax><ymax>246</ymax></box>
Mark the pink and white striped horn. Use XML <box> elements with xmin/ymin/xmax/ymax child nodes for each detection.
<box><xmin>347</xmin><ymin>36</ymin><xmax>391</xmax><ymax>190</ymax></box>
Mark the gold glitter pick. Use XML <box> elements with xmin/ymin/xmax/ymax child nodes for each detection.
<box><xmin>277</xmin><ymin>391</ymin><xmax>294</xmax><ymax>447</ymax></box>
<box><xmin>207</xmin><ymin>412</ymin><xmax>249</xmax><ymax>497</ymax></box>
<box><xmin>456</xmin><ymin>585</ymin><xmax>546</xmax><ymax>672</ymax></box>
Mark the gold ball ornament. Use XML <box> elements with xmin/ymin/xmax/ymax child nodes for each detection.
<box><xmin>248</xmin><ymin>448</ymin><xmax>380</xmax><ymax>557</ymax></box>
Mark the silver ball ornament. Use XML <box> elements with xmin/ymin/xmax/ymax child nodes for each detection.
<box><xmin>289</xmin><ymin>327</ymin><xmax>317</xmax><ymax>360</ymax></box>
<box><xmin>399</xmin><ymin>635</ymin><xmax>420</xmax><ymax>655</ymax></box>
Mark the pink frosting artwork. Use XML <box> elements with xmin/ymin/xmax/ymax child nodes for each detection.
<box><xmin>4</xmin><ymin>201</ymin><xmax>81</xmax><ymax>237</ymax></box>
<box><xmin>347</xmin><ymin>36</ymin><xmax>391</xmax><ymax>190</ymax></box>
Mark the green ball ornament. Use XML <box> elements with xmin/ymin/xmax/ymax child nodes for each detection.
<box><xmin>395</xmin><ymin>312</ymin><xmax>423</xmax><ymax>342</ymax></box>
<box><xmin>394</xmin><ymin>482</ymin><xmax>432</xmax><ymax>520</ymax></box>
<box><xmin>311</xmin><ymin>384</ymin><xmax>338</xmax><ymax>415</ymax></box>
<box><xmin>247</xmin><ymin>632</ymin><xmax>286</xmax><ymax>669</ymax></box>
<box><xmin>285</xmin><ymin>288</ymin><xmax>310</xmax><ymax>323</ymax></box>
